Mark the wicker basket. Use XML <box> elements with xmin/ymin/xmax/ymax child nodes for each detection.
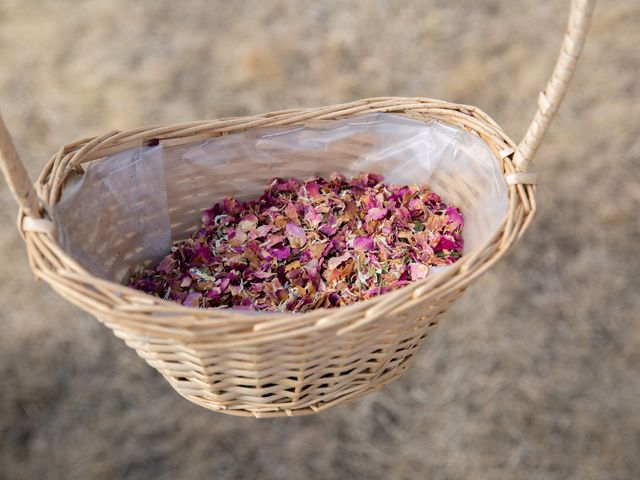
<box><xmin>0</xmin><ymin>0</ymin><xmax>594</xmax><ymax>418</ymax></box>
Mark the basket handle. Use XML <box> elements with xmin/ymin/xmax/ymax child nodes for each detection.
<box><xmin>514</xmin><ymin>0</ymin><xmax>596</xmax><ymax>173</ymax></box>
<box><xmin>0</xmin><ymin>113</ymin><xmax>41</xmax><ymax>218</ymax></box>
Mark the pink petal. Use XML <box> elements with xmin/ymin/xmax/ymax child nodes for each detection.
<box><xmin>229</xmin><ymin>228</ymin><xmax>248</xmax><ymax>246</ymax></box>
<box><xmin>327</xmin><ymin>252</ymin><xmax>351</xmax><ymax>270</ymax></box>
<box><xmin>435</xmin><ymin>235</ymin><xmax>457</xmax><ymax>252</ymax></box>
<box><xmin>284</xmin><ymin>203</ymin><xmax>299</xmax><ymax>219</ymax></box>
<box><xmin>304</xmin><ymin>206</ymin><xmax>323</xmax><ymax>227</ymax></box>
<box><xmin>285</xmin><ymin>223</ymin><xmax>307</xmax><ymax>248</ymax></box>
<box><xmin>238</xmin><ymin>214</ymin><xmax>258</xmax><ymax>232</ymax></box>
<box><xmin>252</xmin><ymin>271</ymin><xmax>275</xmax><ymax>279</ymax></box>
<box><xmin>365</xmin><ymin>207</ymin><xmax>388</xmax><ymax>222</ymax></box>
<box><xmin>409</xmin><ymin>263</ymin><xmax>429</xmax><ymax>281</ymax></box>
<box><xmin>305</xmin><ymin>181</ymin><xmax>320</xmax><ymax>197</ymax></box>
<box><xmin>265</xmin><ymin>234</ymin><xmax>286</xmax><ymax>248</ymax></box>
<box><xmin>217</xmin><ymin>277</ymin><xmax>230</xmax><ymax>291</ymax></box>
<box><xmin>446</xmin><ymin>207</ymin><xmax>464</xmax><ymax>229</ymax></box>
<box><xmin>256</xmin><ymin>224</ymin><xmax>273</xmax><ymax>238</ymax></box>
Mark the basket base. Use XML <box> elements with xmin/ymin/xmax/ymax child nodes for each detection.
<box><xmin>175</xmin><ymin>358</ymin><xmax>413</xmax><ymax>418</ymax></box>
<box><xmin>105</xmin><ymin>311</ymin><xmax>439</xmax><ymax>418</ymax></box>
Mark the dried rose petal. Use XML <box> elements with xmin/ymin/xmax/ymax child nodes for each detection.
<box><xmin>268</xmin><ymin>246</ymin><xmax>291</xmax><ymax>261</ymax></box>
<box><xmin>238</xmin><ymin>214</ymin><xmax>258</xmax><ymax>231</ymax></box>
<box><xmin>184</xmin><ymin>291</ymin><xmax>202</xmax><ymax>307</ymax></box>
<box><xmin>256</xmin><ymin>224</ymin><xmax>273</xmax><ymax>237</ymax></box>
<box><xmin>285</xmin><ymin>223</ymin><xmax>307</xmax><ymax>248</ymax></box>
<box><xmin>446</xmin><ymin>207</ymin><xmax>464</xmax><ymax>229</ymax></box>
<box><xmin>304</xmin><ymin>180</ymin><xmax>320</xmax><ymax>197</ymax></box>
<box><xmin>284</xmin><ymin>203</ymin><xmax>299</xmax><ymax>220</ymax></box>
<box><xmin>304</xmin><ymin>206</ymin><xmax>323</xmax><ymax>227</ymax></box>
<box><xmin>409</xmin><ymin>263</ymin><xmax>429</xmax><ymax>280</ymax></box>
<box><xmin>129</xmin><ymin>172</ymin><xmax>464</xmax><ymax>312</ymax></box>
<box><xmin>435</xmin><ymin>235</ymin><xmax>457</xmax><ymax>252</ymax></box>
<box><xmin>319</xmin><ymin>216</ymin><xmax>339</xmax><ymax>236</ymax></box>
<box><xmin>327</xmin><ymin>252</ymin><xmax>351</xmax><ymax>270</ymax></box>
<box><xmin>229</xmin><ymin>228</ymin><xmax>248</xmax><ymax>246</ymax></box>
<box><xmin>353</xmin><ymin>235</ymin><xmax>374</xmax><ymax>252</ymax></box>
<box><xmin>365</xmin><ymin>207</ymin><xmax>388</xmax><ymax>222</ymax></box>
<box><xmin>157</xmin><ymin>255</ymin><xmax>175</xmax><ymax>274</ymax></box>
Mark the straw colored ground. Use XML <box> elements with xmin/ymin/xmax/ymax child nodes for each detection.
<box><xmin>1</xmin><ymin>1</ymin><xmax>638</xmax><ymax>479</ymax></box>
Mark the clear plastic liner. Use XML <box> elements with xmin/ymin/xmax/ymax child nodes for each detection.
<box><xmin>55</xmin><ymin>113</ymin><xmax>508</xmax><ymax>283</ymax></box>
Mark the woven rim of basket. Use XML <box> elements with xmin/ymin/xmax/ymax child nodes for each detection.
<box><xmin>19</xmin><ymin>97</ymin><xmax>535</xmax><ymax>344</ymax></box>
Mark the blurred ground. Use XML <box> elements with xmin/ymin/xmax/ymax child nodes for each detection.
<box><xmin>1</xmin><ymin>1</ymin><xmax>639</xmax><ymax>479</ymax></box>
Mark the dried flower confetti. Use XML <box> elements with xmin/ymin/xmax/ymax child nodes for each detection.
<box><xmin>129</xmin><ymin>172</ymin><xmax>464</xmax><ymax>312</ymax></box>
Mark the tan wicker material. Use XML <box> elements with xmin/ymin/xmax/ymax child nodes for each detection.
<box><xmin>0</xmin><ymin>0</ymin><xmax>594</xmax><ymax>418</ymax></box>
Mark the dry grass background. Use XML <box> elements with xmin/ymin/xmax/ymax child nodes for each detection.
<box><xmin>0</xmin><ymin>1</ymin><xmax>639</xmax><ymax>479</ymax></box>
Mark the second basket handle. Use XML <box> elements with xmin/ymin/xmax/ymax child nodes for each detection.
<box><xmin>514</xmin><ymin>0</ymin><xmax>596</xmax><ymax>173</ymax></box>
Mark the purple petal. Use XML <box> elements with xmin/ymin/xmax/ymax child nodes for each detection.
<box><xmin>269</xmin><ymin>246</ymin><xmax>291</xmax><ymax>261</ymax></box>
<box><xmin>319</xmin><ymin>216</ymin><xmax>339</xmax><ymax>236</ymax></box>
<box><xmin>353</xmin><ymin>235</ymin><xmax>374</xmax><ymax>252</ymax></box>
<box><xmin>184</xmin><ymin>291</ymin><xmax>202</xmax><ymax>307</ymax></box>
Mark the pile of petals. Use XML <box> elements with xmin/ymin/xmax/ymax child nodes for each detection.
<box><xmin>129</xmin><ymin>173</ymin><xmax>464</xmax><ymax>312</ymax></box>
